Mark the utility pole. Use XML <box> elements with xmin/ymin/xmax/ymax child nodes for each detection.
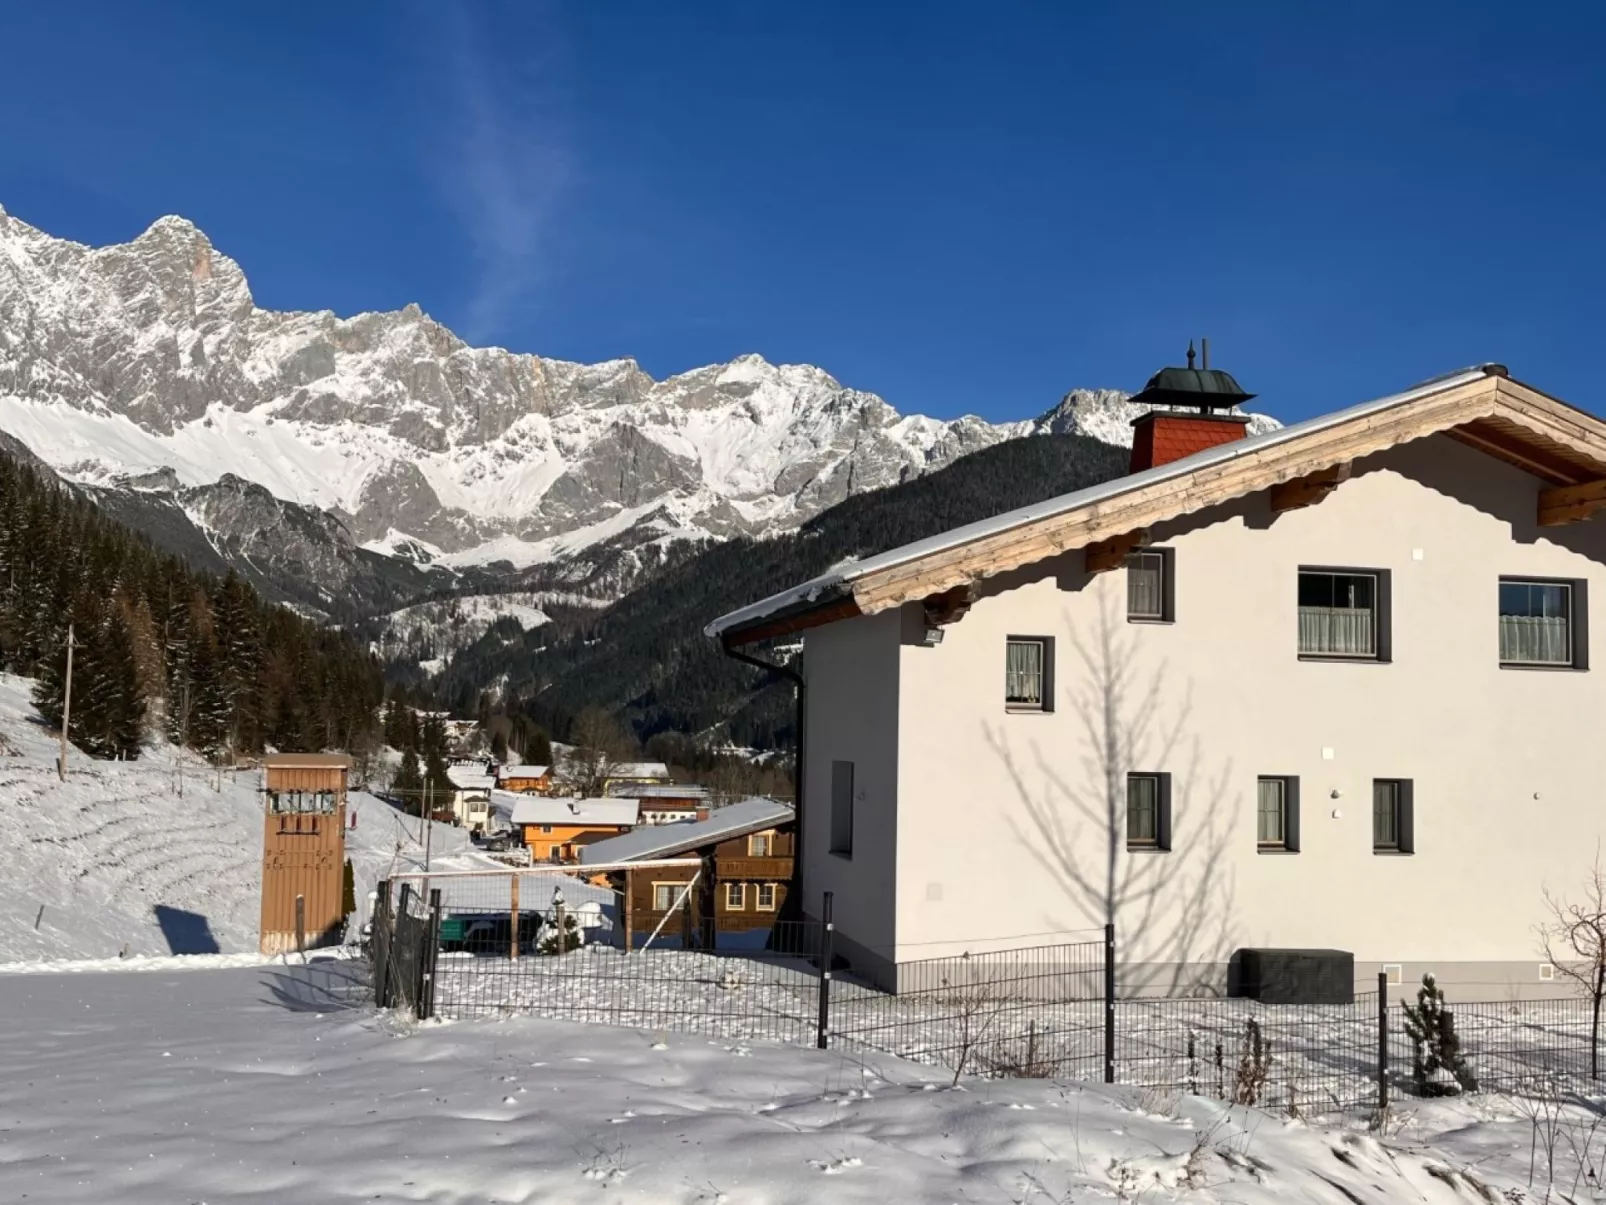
<box><xmin>57</xmin><ymin>624</ymin><xmax>76</xmax><ymax>782</ymax></box>
<box><xmin>176</xmin><ymin>673</ymin><xmax>190</xmax><ymax>798</ymax></box>
<box><xmin>424</xmin><ymin>779</ymin><xmax>433</xmax><ymax>872</ymax></box>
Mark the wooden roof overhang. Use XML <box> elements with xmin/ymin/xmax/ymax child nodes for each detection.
<box><xmin>718</xmin><ymin>370</ymin><xmax>1606</xmax><ymax>648</ymax></box>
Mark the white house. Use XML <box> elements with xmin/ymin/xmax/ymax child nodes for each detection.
<box><xmin>445</xmin><ymin>763</ymin><xmax>495</xmax><ymax>832</ymax></box>
<box><xmin>708</xmin><ymin>361</ymin><xmax>1606</xmax><ymax>997</ymax></box>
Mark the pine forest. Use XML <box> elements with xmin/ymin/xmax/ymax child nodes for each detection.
<box><xmin>0</xmin><ymin>451</ymin><xmax>384</xmax><ymax>761</ymax></box>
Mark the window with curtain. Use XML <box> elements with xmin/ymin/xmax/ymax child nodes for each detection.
<box><xmin>725</xmin><ymin>882</ymin><xmax>745</xmax><ymax>910</ymax></box>
<box><xmin>1126</xmin><ymin>551</ymin><xmax>1167</xmax><ymax>621</ymax></box>
<box><xmin>1298</xmin><ymin>570</ymin><xmax>1378</xmax><ymax>657</ymax></box>
<box><xmin>757</xmin><ymin>883</ymin><xmax>777</xmax><ymax>910</ymax></box>
<box><xmin>1005</xmin><ymin>638</ymin><xmax>1046</xmax><ymax>709</ymax></box>
<box><xmin>652</xmin><ymin>883</ymin><xmax>677</xmax><ymax>911</ymax></box>
<box><xmin>1127</xmin><ymin>774</ymin><xmax>1160</xmax><ymax>847</ymax></box>
<box><xmin>1373</xmin><ymin>781</ymin><xmax>1400</xmax><ymax>851</ymax></box>
<box><xmin>1257</xmin><ymin>778</ymin><xmax>1286</xmax><ymax>848</ymax></box>
<box><xmin>748</xmin><ymin>832</ymin><xmax>773</xmax><ymax>857</ymax></box>
<box><xmin>1499</xmin><ymin>579</ymin><xmax>1572</xmax><ymax>665</ymax></box>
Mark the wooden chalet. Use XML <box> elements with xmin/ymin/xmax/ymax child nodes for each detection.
<box><xmin>578</xmin><ymin>798</ymin><xmax>795</xmax><ymax>945</ymax></box>
<box><xmin>496</xmin><ymin>763</ymin><xmax>553</xmax><ymax>794</ymax></box>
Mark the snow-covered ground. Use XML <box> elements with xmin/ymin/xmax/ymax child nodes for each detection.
<box><xmin>1</xmin><ymin>959</ymin><xmax>1581</xmax><ymax>1204</ymax></box>
<box><xmin>0</xmin><ymin>672</ymin><xmax>489</xmax><ymax>964</ymax></box>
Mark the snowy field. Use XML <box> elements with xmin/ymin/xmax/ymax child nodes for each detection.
<box><xmin>0</xmin><ymin>673</ymin><xmax>490</xmax><ymax>964</ymax></box>
<box><xmin>3</xmin><ymin>958</ymin><xmax>1591</xmax><ymax>1205</ymax></box>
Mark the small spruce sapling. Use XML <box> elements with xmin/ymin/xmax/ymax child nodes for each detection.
<box><xmin>1402</xmin><ymin>972</ymin><xmax>1478</xmax><ymax>1096</ymax></box>
<box><xmin>538</xmin><ymin>912</ymin><xmax>582</xmax><ymax>955</ymax></box>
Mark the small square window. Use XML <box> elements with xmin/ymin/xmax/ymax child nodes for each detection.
<box><xmin>1126</xmin><ymin>549</ymin><xmax>1172</xmax><ymax>622</ymax></box>
<box><xmin>757</xmin><ymin>883</ymin><xmax>777</xmax><ymax>911</ymax></box>
<box><xmin>652</xmin><ymin>883</ymin><xmax>678</xmax><ymax>911</ymax></box>
<box><xmin>1298</xmin><ymin>568</ymin><xmax>1388</xmax><ymax>660</ymax></box>
<box><xmin>1006</xmin><ymin>637</ymin><xmax>1053</xmax><ymax>710</ymax></box>
<box><xmin>725</xmin><ymin>882</ymin><xmax>745</xmax><ymax>911</ymax></box>
<box><xmin>1382</xmin><ymin>963</ymin><xmax>1403</xmax><ymax>986</ymax></box>
<box><xmin>1500</xmin><ymin>578</ymin><xmax>1584</xmax><ymax>668</ymax></box>
<box><xmin>1126</xmin><ymin>773</ymin><xmax>1171</xmax><ymax>851</ymax></box>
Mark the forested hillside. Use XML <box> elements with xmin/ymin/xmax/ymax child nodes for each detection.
<box><xmin>438</xmin><ymin>432</ymin><xmax>1129</xmax><ymax>748</ymax></box>
<box><xmin>0</xmin><ymin>451</ymin><xmax>384</xmax><ymax>761</ymax></box>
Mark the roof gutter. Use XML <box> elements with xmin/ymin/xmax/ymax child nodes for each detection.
<box><xmin>719</xmin><ymin>638</ymin><xmax>807</xmax><ymax>923</ymax></box>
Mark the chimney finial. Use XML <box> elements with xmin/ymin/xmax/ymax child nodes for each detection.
<box><xmin>1186</xmin><ymin>340</ymin><xmax>1196</xmax><ymax>369</ymax></box>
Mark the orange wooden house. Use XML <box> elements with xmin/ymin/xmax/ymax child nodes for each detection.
<box><xmin>495</xmin><ymin>763</ymin><xmax>553</xmax><ymax>794</ymax></box>
<box><xmin>259</xmin><ymin>753</ymin><xmax>350</xmax><ymax>954</ymax></box>
<box><xmin>502</xmin><ymin>792</ymin><xmax>639</xmax><ymax>863</ymax></box>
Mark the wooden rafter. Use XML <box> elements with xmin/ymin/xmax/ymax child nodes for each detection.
<box><xmin>1269</xmin><ymin>463</ymin><xmax>1352</xmax><ymax>515</ymax></box>
<box><xmin>1539</xmin><ymin>479</ymin><xmax>1606</xmax><ymax>527</ymax></box>
<box><xmin>921</xmin><ymin>584</ymin><xmax>973</xmax><ymax>627</ymax></box>
<box><xmin>1445</xmin><ymin>423</ymin><xmax>1583</xmax><ymax>486</ymax></box>
<box><xmin>1084</xmin><ymin>530</ymin><xmax>1149</xmax><ymax>574</ymax></box>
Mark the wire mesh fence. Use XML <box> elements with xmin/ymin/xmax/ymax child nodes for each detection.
<box><xmin>366</xmin><ymin>874</ymin><xmax>1606</xmax><ymax>1107</ymax></box>
<box><xmin>1115</xmin><ymin>992</ymin><xmax>1382</xmax><ymax>1112</ymax></box>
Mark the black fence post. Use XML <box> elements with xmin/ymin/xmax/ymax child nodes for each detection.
<box><xmin>816</xmin><ymin>892</ymin><xmax>834</xmax><ymax>1050</ymax></box>
<box><xmin>372</xmin><ymin>880</ymin><xmax>392</xmax><ymax>1007</ymax></box>
<box><xmin>1376</xmin><ymin>970</ymin><xmax>1389</xmax><ymax>1110</ymax></box>
<box><xmin>1104</xmin><ymin>921</ymin><xmax>1116</xmax><ymax>1084</ymax></box>
<box><xmin>421</xmin><ymin>888</ymin><xmax>443</xmax><ymax>1021</ymax></box>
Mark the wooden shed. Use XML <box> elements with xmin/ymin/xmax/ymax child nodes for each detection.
<box><xmin>259</xmin><ymin>753</ymin><xmax>350</xmax><ymax>955</ymax></box>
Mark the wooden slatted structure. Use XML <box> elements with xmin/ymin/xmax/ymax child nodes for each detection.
<box><xmin>259</xmin><ymin>753</ymin><xmax>350</xmax><ymax>955</ymax></box>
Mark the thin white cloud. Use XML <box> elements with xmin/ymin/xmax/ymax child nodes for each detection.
<box><xmin>421</xmin><ymin>5</ymin><xmax>571</xmax><ymax>343</ymax></box>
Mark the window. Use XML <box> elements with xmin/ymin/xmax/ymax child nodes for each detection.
<box><xmin>1500</xmin><ymin>578</ymin><xmax>1586</xmax><ymax>668</ymax></box>
<box><xmin>1298</xmin><ymin>568</ymin><xmax>1389</xmax><ymax>660</ymax></box>
<box><xmin>757</xmin><ymin>883</ymin><xmax>777</xmax><ymax>911</ymax></box>
<box><xmin>540</xmin><ymin>824</ymin><xmax>553</xmax><ymax>834</ymax></box>
<box><xmin>1256</xmin><ymin>776</ymin><xmax>1300</xmax><ymax>852</ymax></box>
<box><xmin>830</xmin><ymin>760</ymin><xmax>854</xmax><ymax>857</ymax></box>
<box><xmin>1126</xmin><ymin>772</ymin><xmax>1172</xmax><ymax>851</ymax></box>
<box><xmin>652</xmin><ymin>883</ymin><xmax>679</xmax><ymax>911</ymax></box>
<box><xmin>725</xmin><ymin>882</ymin><xmax>745</xmax><ymax>910</ymax></box>
<box><xmin>1126</xmin><ymin>549</ymin><xmax>1174</xmax><ymax>622</ymax></box>
<box><xmin>1005</xmin><ymin>637</ymin><xmax>1054</xmax><ymax>710</ymax></box>
<box><xmin>748</xmin><ymin>831</ymin><xmax>774</xmax><ymax>857</ymax></box>
<box><xmin>1373</xmin><ymin>779</ymin><xmax>1414</xmax><ymax>854</ymax></box>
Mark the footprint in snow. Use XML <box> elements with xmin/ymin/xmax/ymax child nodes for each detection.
<box><xmin>809</xmin><ymin>1157</ymin><xmax>863</xmax><ymax>1175</ymax></box>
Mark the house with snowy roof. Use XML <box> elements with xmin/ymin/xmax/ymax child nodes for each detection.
<box><xmin>709</xmin><ymin>358</ymin><xmax>1606</xmax><ymax>997</ymax></box>
<box><xmin>503</xmin><ymin>792</ymin><xmax>639</xmax><ymax>863</ymax></box>
<box><xmin>444</xmin><ymin>763</ymin><xmax>495</xmax><ymax>832</ymax></box>
<box><xmin>579</xmin><ymin>798</ymin><xmax>795</xmax><ymax>944</ymax></box>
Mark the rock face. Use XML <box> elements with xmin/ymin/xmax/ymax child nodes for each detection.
<box><xmin>0</xmin><ymin>203</ymin><xmax>1277</xmax><ymax>620</ymax></box>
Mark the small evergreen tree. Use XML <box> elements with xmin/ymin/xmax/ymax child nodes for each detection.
<box><xmin>393</xmin><ymin>748</ymin><xmax>423</xmax><ymax>809</ymax></box>
<box><xmin>527</xmin><ymin>726</ymin><xmax>553</xmax><ymax>766</ymax></box>
<box><xmin>490</xmin><ymin>729</ymin><xmax>508</xmax><ymax>762</ymax></box>
<box><xmin>1402</xmin><ymin>973</ymin><xmax>1478</xmax><ymax>1096</ymax></box>
<box><xmin>538</xmin><ymin>911</ymin><xmax>582</xmax><ymax>955</ymax></box>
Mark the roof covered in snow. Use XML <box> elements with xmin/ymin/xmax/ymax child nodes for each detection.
<box><xmin>579</xmin><ymin>798</ymin><xmax>794</xmax><ymax>864</ymax></box>
<box><xmin>446</xmin><ymin>765</ymin><xmax>494</xmax><ymax>790</ymax></box>
<box><xmin>605</xmin><ymin>761</ymin><xmax>671</xmax><ymax>781</ymax></box>
<box><xmin>610</xmin><ymin>783</ymin><xmax>711</xmax><ymax>800</ymax></box>
<box><xmin>502</xmin><ymin>792</ymin><xmax>639</xmax><ymax>827</ymax></box>
<box><xmin>497</xmin><ymin>764</ymin><xmax>550</xmax><ymax>780</ymax></box>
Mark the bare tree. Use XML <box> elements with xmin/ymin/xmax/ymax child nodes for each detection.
<box><xmin>989</xmin><ymin>594</ymin><xmax>1239</xmax><ymax>996</ymax></box>
<box><xmin>1538</xmin><ymin>849</ymin><xmax>1606</xmax><ymax>1078</ymax></box>
<box><xmin>568</xmin><ymin>706</ymin><xmax>635</xmax><ymax>796</ymax></box>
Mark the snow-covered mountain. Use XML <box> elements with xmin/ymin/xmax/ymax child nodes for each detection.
<box><xmin>0</xmin><ymin>204</ymin><xmax>1273</xmax><ymax>621</ymax></box>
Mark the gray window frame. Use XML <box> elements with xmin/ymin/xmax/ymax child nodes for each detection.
<box><xmin>1499</xmin><ymin>576</ymin><xmax>1588</xmax><ymax>670</ymax></box>
<box><xmin>1256</xmin><ymin>775</ymin><xmax>1300</xmax><ymax>853</ymax></box>
<box><xmin>1126</xmin><ymin>772</ymin><xmax>1172</xmax><ymax>852</ymax></box>
<box><xmin>1005</xmin><ymin>636</ymin><xmax>1055</xmax><ymax>712</ymax></box>
<box><xmin>1372</xmin><ymin>778</ymin><xmax>1415</xmax><ymax>854</ymax></box>
<box><xmin>1297</xmin><ymin>566</ymin><xmax>1392</xmax><ymax>662</ymax></box>
<box><xmin>1125</xmin><ymin>548</ymin><xmax>1175</xmax><ymax>623</ymax></box>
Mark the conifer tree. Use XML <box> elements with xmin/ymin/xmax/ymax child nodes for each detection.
<box><xmin>1403</xmin><ymin>973</ymin><xmax>1478</xmax><ymax>1096</ymax></box>
<box><xmin>393</xmin><ymin>747</ymin><xmax>423</xmax><ymax>810</ymax></box>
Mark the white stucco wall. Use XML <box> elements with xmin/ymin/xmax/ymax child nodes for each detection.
<box><xmin>868</xmin><ymin>434</ymin><xmax>1606</xmax><ymax>993</ymax></box>
<box><xmin>801</xmin><ymin>607</ymin><xmax>902</xmax><ymax>968</ymax></box>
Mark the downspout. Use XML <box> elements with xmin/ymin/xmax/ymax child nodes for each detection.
<box><xmin>720</xmin><ymin>640</ymin><xmax>806</xmax><ymax>921</ymax></box>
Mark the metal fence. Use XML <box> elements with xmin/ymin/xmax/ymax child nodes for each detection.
<box><xmin>366</xmin><ymin>874</ymin><xmax>1606</xmax><ymax>1110</ymax></box>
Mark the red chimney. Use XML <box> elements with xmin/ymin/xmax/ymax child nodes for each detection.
<box><xmin>1126</xmin><ymin>340</ymin><xmax>1257</xmax><ymax>473</ymax></box>
<box><xmin>1130</xmin><ymin>411</ymin><xmax>1251</xmax><ymax>472</ymax></box>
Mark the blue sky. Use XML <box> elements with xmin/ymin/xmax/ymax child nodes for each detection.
<box><xmin>2</xmin><ymin>3</ymin><xmax>1602</xmax><ymax>425</ymax></box>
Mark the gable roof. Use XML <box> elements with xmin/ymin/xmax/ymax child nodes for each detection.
<box><xmin>708</xmin><ymin>365</ymin><xmax>1606</xmax><ymax>643</ymax></box>
<box><xmin>498</xmin><ymin>764</ymin><xmax>550</xmax><ymax>780</ymax></box>
<box><xmin>446</xmin><ymin>765</ymin><xmax>494</xmax><ymax>790</ymax></box>
<box><xmin>502</xmin><ymin>793</ymin><xmax>639</xmax><ymax>827</ymax></box>
<box><xmin>578</xmin><ymin>797</ymin><xmax>794</xmax><ymax>864</ymax></box>
<box><xmin>263</xmin><ymin>753</ymin><xmax>352</xmax><ymax>769</ymax></box>
<box><xmin>605</xmin><ymin>761</ymin><xmax>671</xmax><ymax>781</ymax></box>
